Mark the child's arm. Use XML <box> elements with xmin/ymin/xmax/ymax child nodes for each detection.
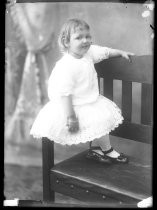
<box><xmin>109</xmin><ymin>49</ymin><xmax>134</xmax><ymax>62</ymax></box>
<box><xmin>62</xmin><ymin>95</ymin><xmax>75</xmax><ymax>117</ymax></box>
<box><xmin>61</xmin><ymin>95</ymin><xmax>79</xmax><ymax>133</ymax></box>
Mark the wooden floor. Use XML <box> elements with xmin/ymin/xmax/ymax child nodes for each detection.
<box><xmin>4</xmin><ymin>163</ymin><xmax>86</xmax><ymax>205</ymax></box>
<box><xmin>4</xmin><ymin>140</ymin><xmax>88</xmax><ymax>204</ymax></box>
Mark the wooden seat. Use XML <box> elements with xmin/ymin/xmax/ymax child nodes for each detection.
<box><xmin>42</xmin><ymin>55</ymin><xmax>153</xmax><ymax>206</ymax></box>
<box><xmin>51</xmin><ymin>150</ymin><xmax>151</xmax><ymax>203</ymax></box>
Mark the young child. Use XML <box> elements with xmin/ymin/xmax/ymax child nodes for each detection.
<box><xmin>30</xmin><ymin>18</ymin><xmax>134</xmax><ymax>164</ymax></box>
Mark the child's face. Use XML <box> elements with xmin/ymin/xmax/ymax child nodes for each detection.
<box><xmin>67</xmin><ymin>27</ymin><xmax>92</xmax><ymax>58</ymax></box>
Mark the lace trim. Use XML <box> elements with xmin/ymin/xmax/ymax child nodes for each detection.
<box><xmin>30</xmin><ymin>94</ymin><xmax>124</xmax><ymax>145</ymax></box>
<box><xmin>31</xmin><ymin>115</ymin><xmax>123</xmax><ymax>145</ymax></box>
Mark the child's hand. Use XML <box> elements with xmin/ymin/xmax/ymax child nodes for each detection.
<box><xmin>121</xmin><ymin>51</ymin><xmax>135</xmax><ymax>62</ymax></box>
<box><xmin>66</xmin><ymin>116</ymin><xmax>79</xmax><ymax>133</ymax></box>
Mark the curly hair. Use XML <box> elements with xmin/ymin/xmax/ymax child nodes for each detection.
<box><xmin>58</xmin><ymin>18</ymin><xmax>90</xmax><ymax>53</ymax></box>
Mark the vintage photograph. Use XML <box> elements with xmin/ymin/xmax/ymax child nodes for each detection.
<box><xmin>4</xmin><ymin>0</ymin><xmax>153</xmax><ymax>207</ymax></box>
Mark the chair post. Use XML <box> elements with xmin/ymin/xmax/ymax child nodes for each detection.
<box><xmin>42</xmin><ymin>137</ymin><xmax>54</xmax><ymax>201</ymax></box>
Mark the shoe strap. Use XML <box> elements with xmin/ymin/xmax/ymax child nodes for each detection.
<box><xmin>90</xmin><ymin>146</ymin><xmax>102</xmax><ymax>151</ymax></box>
<box><xmin>103</xmin><ymin>147</ymin><xmax>114</xmax><ymax>154</ymax></box>
<box><xmin>89</xmin><ymin>141</ymin><xmax>92</xmax><ymax>149</ymax></box>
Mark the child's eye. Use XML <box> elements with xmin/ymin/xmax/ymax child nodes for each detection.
<box><xmin>76</xmin><ymin>36</ymin><xmax>81</xmax><ymax>40</ymax></box>
<box><xmin>86</xmin><ymin>35</ymin><xmax>92</xmax><ymax>39</ymax></box>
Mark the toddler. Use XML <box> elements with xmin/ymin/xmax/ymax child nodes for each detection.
<box><xmin>30</xmin><ymin>18</ymin><xmax>134</xmax><ymax>164</ymax></box>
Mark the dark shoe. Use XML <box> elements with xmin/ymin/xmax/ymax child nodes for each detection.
<box><xmin>102</xmin><ymin>147</ymin><xmax>129</xmax><ymax>164</ymax></box>
<box><xmin>86</xmin><ymin>147</ymin><xmax>111</xmax><ymax>164</ymax></box>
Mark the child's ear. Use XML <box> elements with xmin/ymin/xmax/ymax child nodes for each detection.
<box><xmin>63</xmin><ymin>38</ymin><xmax>69</xmax><ymax>48</ymax></box>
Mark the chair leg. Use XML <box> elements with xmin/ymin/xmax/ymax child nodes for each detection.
<box><xmin>42</xmin><ymin>138</ymin><xmax>55</xmax><ymax>201</ymax></box>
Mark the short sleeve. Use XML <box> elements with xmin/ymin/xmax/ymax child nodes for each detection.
<box><xmin>58</xmin><ymin>66</ymin><xmax>75</xmax><ymax>96</ymax></box>
<box><xmin>87</xmin><ymin>45</ymin><xmax>111</xmax><ymax>64</ymax></box>
<box><xmin>48</xmin><ymin>61</ymin><xmax>76</xmax><ymax>99</ymax></box>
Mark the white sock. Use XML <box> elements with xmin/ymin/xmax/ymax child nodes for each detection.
<box><xmin>104</xmin><ymin>149</ymin><xmax>120</xmax><ymax>158</ymax></box>
<box><xmin>91</xmin><ymin>135</ymin><xmax>120</xmax><ymax>158</ymax></box>
<box><xmin>92</xmin><ymin>149</ymin><xmax>104</xmax><ymax>156</ymax></box>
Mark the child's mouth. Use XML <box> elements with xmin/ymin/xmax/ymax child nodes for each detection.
<box><xmin>82</xmin><ymin>45</ymin><xmax>90</xmax><ymax>49</ymax></box>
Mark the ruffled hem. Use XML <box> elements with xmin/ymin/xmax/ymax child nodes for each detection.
<box><xmin>31</xmin><ymin>116</ymin><xmax>123</xmax><ymax>145</ymax></box>
<box><xmin>30</xmin><ymin>95</ymin><xmax>124</xmax><ymax>145</ymax></box>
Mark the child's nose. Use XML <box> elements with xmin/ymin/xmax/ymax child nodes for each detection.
<box><xmin>82</xmin><ymin>37</ymin><xmax>88</xmax><ymax>43</ymax></box>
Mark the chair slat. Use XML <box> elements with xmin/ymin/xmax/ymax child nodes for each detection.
<box><xmin>122</xmin><ymin>81</ymin><xmax>132</xmax><ymax>121</ymax></box>
<box><xmin>98</xmin><ymin>76</ymin><xmax>100</xmax><ymax>90</ymax></box>
<box><xmin>141</xmin><ymin>84</ymin><xmax>153</xmax><ymax>125</ymax></box>
<box><xmin>131</xmin><ymin>82</ymin><xmax>141</xmax><ymax>124</ymax></box>
<box><xmin>111</xmin><ymin>121</ymin><xmax>152</xmax><ymax>144</ymax></box>
<box><xmin>103</xmin><ymin>77</ymin><xmax>113</xmax><ymax>100</ymax></box>
<box><xmin>95</xmin><ymin>55</ymin><xmax>153</xmax><ymax>84</ymax></box>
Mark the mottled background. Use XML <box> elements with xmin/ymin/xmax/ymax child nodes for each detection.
<box><xmin>4</xmin><ymin>1</ymin><xmax>153</xmax><ymax>203</ymax></box>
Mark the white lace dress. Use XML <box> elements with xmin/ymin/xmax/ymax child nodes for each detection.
<box><xmin>30</xmin><ymin>45</ymin><xmax>123</xmax><ymax>145</ymax></box>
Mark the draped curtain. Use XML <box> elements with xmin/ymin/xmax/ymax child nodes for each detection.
<box><xmin>5</xmin><ymin>3</ymin><xmax>56</xmax><ymax>145</ymax></box>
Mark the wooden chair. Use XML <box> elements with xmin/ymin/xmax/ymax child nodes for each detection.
<box><xmin>42</xmin><ymin>55</ymin><xmax>152</xmax><ymax>207</ymax></box>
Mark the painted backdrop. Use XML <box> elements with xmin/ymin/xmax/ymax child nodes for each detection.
<box><xmin>5</xmin><ymin>2</ymin><xmax>153</xmax><ymax>165</ymax></box>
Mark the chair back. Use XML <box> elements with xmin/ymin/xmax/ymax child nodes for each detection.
<box><xmin>95</xmin><ymin>55</ymin><xmax>153</xmax><ymax>144</ymax></box>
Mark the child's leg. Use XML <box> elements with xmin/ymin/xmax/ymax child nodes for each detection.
<box><xmin>92</xmin><ymin>134</ymin><xmax>120</xmax><ymax>158</ymax></box>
